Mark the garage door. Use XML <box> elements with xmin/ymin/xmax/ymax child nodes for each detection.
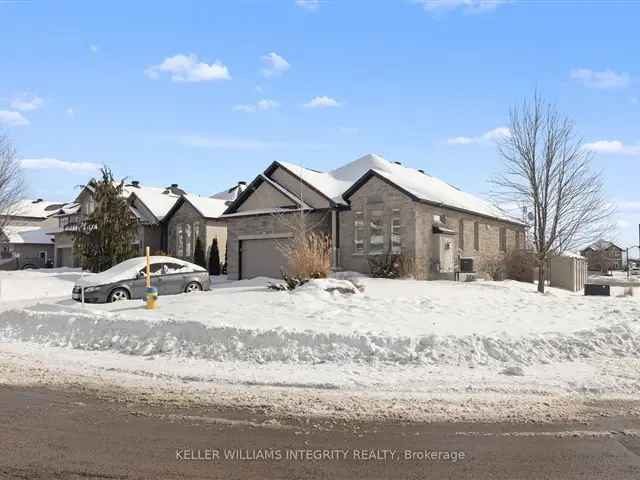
<box><xmin>56</xmin><ymin>247</ymin><xmax>72</xmax><ymax>267</ymax></box>
<box><xmin>240</xmin><ymin>237</ymin><xmax>290</xmax><ymax>280</ymax></box>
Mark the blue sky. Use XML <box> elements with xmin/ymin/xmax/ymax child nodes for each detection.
<box><xmin>1</xmin><ymin>0</ymin><xmax>639</xmax><ymax>247</ymax></box>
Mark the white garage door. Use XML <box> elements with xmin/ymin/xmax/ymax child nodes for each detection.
<box><xmin>240</xmin><ymin>237</ymin><xmax>290</xmax><ymax>280</ymax></box>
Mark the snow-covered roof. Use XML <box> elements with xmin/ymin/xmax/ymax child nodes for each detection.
<box><xmin>183</xmin><ymin>193</ymin><xmax>228</xmax><ymax>219</ymax></box>
<box><xmin>4</xmin><ymin>199</ymin><xmax>66</xmax><ymax>219</ymax></box>
<box><xmin>583</xmin><ymin>239</ymin><xmax>623</xmax><ymax>252</ymax></box>
<box><xmin>127</xmin><ymin>186</ymin><xmax>181</xmax><ymax>221</ymax></box>
<box><xmin>1</xmin><ymin>225</ymin><xmax>53</xmax><ymax>244</ymax></box>
<box><xmin>211</xmin><ymin>183</ymin><xmax>247</xmax><ymax>203</ymax></box>
<box><xmin>272</xmin><ymin>154</ymin><xmax>521</xmax><ymax>224</ymax></box>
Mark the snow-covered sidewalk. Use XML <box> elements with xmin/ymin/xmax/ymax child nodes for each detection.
<box><xmin>0</xmin><ymin>271</ymin><xmax>639</xmax><ymax>421</ymax></box>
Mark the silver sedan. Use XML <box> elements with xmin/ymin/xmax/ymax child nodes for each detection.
<box><xmin>72</xmin><ymin>256</ymin><xmax>211</xmax><ymax>303</ymax></box>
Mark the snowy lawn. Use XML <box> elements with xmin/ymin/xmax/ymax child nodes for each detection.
<box><xmin>1</xmin><ymin>270</ymin><xmax>639</xmax><ymax>421</ymax></box>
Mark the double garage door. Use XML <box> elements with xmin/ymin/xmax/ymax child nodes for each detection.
<box><xmin>240</xmin><ymin>237</ymin><xmax>290</xmax><ymax>280</ymax></box>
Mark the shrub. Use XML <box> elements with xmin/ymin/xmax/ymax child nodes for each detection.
<box><xmin>479</xmin><ymin>253</ymin><xmax>507</xmax><ymax>281</ymax></box>
<box><xmin>368</xmin><ymin>253</ymin><xmax>413</xmax><ymax>278</ymax></box>
<box><xmin>278</xmin><ymin>230</ymin><xmax>331</xmax><ymax>280</ymax></box>
<box><xmin>505</xmin><ymin>249</ymin><xmax>536</xmax><ymax>282</ymax></box>
<box><xmin>208</xmin><ymin>237</ymin><xmax>221</xmax><ymax>275</ymax></box>
<box><xmin>193</xmin><ymin>236</ymin><xmax>206</xmax><ymax>269</ymax></box>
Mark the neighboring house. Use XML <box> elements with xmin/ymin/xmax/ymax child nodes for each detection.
<box><xmin>163</xmin><ymin>193</ymin><xmax>229</xmax><ymax>265</ymax></box>
<box><xmin>50</xmin><ymin>181</ymin><xmax>184</xmax><ymax>267</ymax></box>
<box><xmin>0</xmin><ymin>225</ymin><xmax>54</xmax><ymax>270</ymax></box>
<box><xmin>0</xmin><ymin>198</ymin><xmax>67</xmax><ymax>269</ymax></box>
<box><xmin>580</xmin><ymin>239</ymin><xmax>624</xmax><ymax>272</ymax></box>
<box><xmin>0</xmin><ymin>198</ymin><xmax>66</xmax><ymax>227</ymax></box>
<box><xmin>222</xmin><ymin>154</ymin><xmax>526</xmax><ymax>280</ymax></box>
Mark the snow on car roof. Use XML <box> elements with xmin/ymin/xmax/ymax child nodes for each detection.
<box><xmin>276</xmin><ymin>154</ymin><xmax>521</xmax><ymax>224</ymax></box>
<box><xmin>1</xmin><ymin>225</ymin><xmax>53</xmax><ymax>244</ymax></box>
<box><xmin>76</xmin><ymin>256</ymin><xmax>206</xmax><ymax>286</ymax></box>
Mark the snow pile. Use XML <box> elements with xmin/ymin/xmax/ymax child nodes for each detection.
<box><xmin>0</xmin><ymin>268</ymin><xmax>86</xmax><ymax>302</ymax></box>
<box><xmin>296</xmin><ymin>278</ymin><xmax>361</xmax><ymax>294</ymax></box>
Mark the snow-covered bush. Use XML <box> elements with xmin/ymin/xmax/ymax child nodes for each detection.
<box><xmin>479</xmin><ymin>253</ymin><xmax>507</xmax><ymax>281</ymax></box>
<box><xmin>505</xmin><ymin>249</ymin><xmax>536</xmax><ymax>282</ymax></box>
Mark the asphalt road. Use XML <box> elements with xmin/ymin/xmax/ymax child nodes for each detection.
<box><xmin>1</xmin><ymin>385</ymin><xmax>640</xmax><ymax>479</ymax></box>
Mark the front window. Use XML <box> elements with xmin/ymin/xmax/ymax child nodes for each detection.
<box><xmin>176</xmin><ymin>223</ymin><xmax>184</xmax><ymax>257</ymax></box>
<box><xmin>500</xmin><ymin>227</ymin><xmax>507</xmax><ymax>252</ymax></box>
<box><xmin>184</xmin><ymin>223</ymin><xmax>192</xmax><ymax>256</ymax></box>
<box><xmin>474</xmin><ymin>222</ymin><xmax>480</xmax><ymax>251</ymax></box>
<box><xmin>354</xmin><ymin>211</ymin><xmax>365</xmax><ymax>254</ymax></box>
<box><xmin>391</xmin><ymin>209</ymin><xmax>401</xmax><ymax>254</ymax></box>
<box><xmin>459</xmin><ymin>219</ymin><xmax>464</xmax><ymax>250</ymax></box>
<box><xmin>369</xmin><ymin>209</ymin><xmax>384</xmax><ymax>255</ymax></box>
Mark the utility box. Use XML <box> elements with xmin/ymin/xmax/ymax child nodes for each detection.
<box><xmin>584</xmin><ymin>284</ymin><xmax>610</xmax><ymax>296</ymax></box>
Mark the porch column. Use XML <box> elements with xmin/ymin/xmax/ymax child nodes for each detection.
<box><xmin>331</xmin><ymin>209</ymin><xmax>338</xmax><ymax>270</ymax></box>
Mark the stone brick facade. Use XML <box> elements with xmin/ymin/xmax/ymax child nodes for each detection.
<box><xmin>166</xmin><ymin>200</ymin><xmax>227</xmax><ymax>266</ymax></box>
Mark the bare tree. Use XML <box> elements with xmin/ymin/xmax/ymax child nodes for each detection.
<box><xmin>0</xmin><ymin>134</ymin><xmax>25</xmax><ymax>229</ymax></box>
<box><xmin>492</xmin><ymin>95</ymin><xmax>614</xmax><ymax>293</ymax></box>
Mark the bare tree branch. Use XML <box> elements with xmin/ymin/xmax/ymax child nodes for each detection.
<box><xmin>491</xmin><ymin>95</ymin><xmax>615</xmax><ymax>293</ymax></box>
<box><xmin>0</xmin><ymin>134</ymin><xmax>26</xmax><ymax>229</ymax></box>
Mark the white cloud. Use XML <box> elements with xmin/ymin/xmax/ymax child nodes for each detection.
<box><xmin>20</xmin><ymin>158</ymin><xmax>100</xmax><ymax>173</ymax></box>
<box><xmin>261</xmin><ymin>52</ymin><xmax>291</xmax><ymax>78</ymax></box>
<box><xmin>295</xmin><ymin>0</ymin><xmax>321</xmax><ymax>11</ymax></box>
<box><xmin>584</xmin><ymin>140</ymin><xmax>640</xmax><ymax>156</ymax></box>
<box><xmin>0</xmin><ymin>110</ymin><xmax>29</xmax><ymax>127</ymax></box>
<box><xmin>145</xmin><ymin>54</ymin><xmax>231</xmax><ymax>82</ymax></box>
<box><xmin>303</xmin><ymin>96</ymin><xmax>341</xmax><ymax>108</ymax></box>
<box><xmin>233</xmin><ymin>99</ymin><xmax>280</xmax><ymax>113</ymax></box>
<box><xmin>447</xmin><ymin>126</ymin><xmax>510</xmax><ymax>145</ymax></box>
<box><xmin>10</xmin><ymin>94</ymin><xmax>44</xmax><ymax>112</ymax></box>
<box><xmin>416</xmin><ymin>0</ymin><xmax>507</xmax><ymax>13</ymax></box>
<box><xmin>570</xmin><ymin>68</ymin><xmax>631</xmax><ymax>89</ymax></box>
<box><xmin>89</xmin><ymin>44</ymin><xmax>99</xmax><ymax>53</ymax></box>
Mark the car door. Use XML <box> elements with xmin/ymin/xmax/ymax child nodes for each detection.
<box><xmin>131</xmin><ymin>263</ymin><xmax>164</xmax><ymax>298</ymax></box>
<box><xmin>158</xmin><ymin>262</ymin><xmax>187</xmax><ymax>295</ymax></box>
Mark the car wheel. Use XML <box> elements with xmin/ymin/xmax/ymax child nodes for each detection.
<box><xmin>108</xmin><ymin>288</ymin><xmax>130</xmax><ymax>302</ymax></box>
<box><xmin>185</xmin><ymin>281</ymin><xmax>202</xmax><ymax>293</ymax></box>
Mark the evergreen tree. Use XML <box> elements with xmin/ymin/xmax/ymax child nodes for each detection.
<box><xmin>193</xmin><ymin>236</ymin><xmax>206</xmax><ymax>269</ymax></box>
<box><xmin>208</xmin><ymin>237</ymin><xmax>221</xmax><ymax>275</ymax></box>
<box><xmin>73</xmin><ymin>168</ymin><xmax>138</xmax><ymax>272</ymax></box>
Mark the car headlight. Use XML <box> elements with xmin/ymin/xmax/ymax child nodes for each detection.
<box><xmin>83</xmin><ymin>286</ymin><xmax>101</xmax><ymax>293</ymax></box>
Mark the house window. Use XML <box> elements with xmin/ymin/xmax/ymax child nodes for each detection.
<box><xmin>391</xmin><ymin>209</ymin><xmax>401</xmax><ymax>254</ymax></box>
<box><xmin>354</xmin><ymin>211</ymin><xmax>365</xmax><ymax>254</ymax></box>
<box><xmin>369</xmin><ymin>209</ymin><xmax>384</xmax><ymax>255</ymax></box>
<box><xmin>193</xmin><ymin>222</ymin><xmax>200</xmax><ymax>247</ymax></box>
<box><xmin>474</xmin><ymin>222</ymin><xmax>480</xmax><ymax>250</ymax></box>
<box><xmin>176</xmin><ymin>223</ymin><xmax>184</xmax><ymax>257</ymax></box>
<box><xmin>458</xmin><ymin>219</ymin><xmax>464</xmax><ymax>250</ymax></box>
<box><xmin>185</xmin><ymin>224</ymin><xmax>192</xmax><ymax>256</ymax></box>
<box><xmin>500</xmin><ymin>227</ymin><xmax>507</xmax><ymax>252</ymax></box>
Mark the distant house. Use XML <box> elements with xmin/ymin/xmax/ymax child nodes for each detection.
<box><xmin>0</xmin><ymin>198</ymin><xmax>67</xmax><ymax>269</ymax></box>
<box><xmin>50</xmin><ymin>179</ymin><xmax>244</xmax><ymax>269</ymax></box>
<box><xmin>580</xmin><ymin>239</ymin><xmax>624</xmax><ymax>272</ymax></box>
<box><xmin>222</xmin><ymin>154</ymin><xmax>526</xmax><ymax>280</ymax></box>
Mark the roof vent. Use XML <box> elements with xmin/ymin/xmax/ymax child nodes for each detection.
<box><xmin>33</xmin><ymin>198</ymin><xmax>43</xmax><ymax>203</ymax></box>
<box><xmin>238</xmin><ymin>181</ymin><xmax>247</xmax><ymax>186</ymax></box>
<box><xmin>131</xmin><ymin>180</ymin><xmax>140</xmax><ymax>188</ymax></box>
<box><xmin>171</xmin><ymin>183</ymin><xmax>179</xmax><ymax>188</ymax></box>
<box><xmin>393</xmin><ymin>161</ymin><xmax>401</xmax><ymax>165</ymax></box>
<box><xmin>418</xmin><ymin>169</ymin><xmax>425</xmax><ymax>174</ymax></box>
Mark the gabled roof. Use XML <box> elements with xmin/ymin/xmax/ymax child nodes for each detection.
<box><xmin>3</xmin><ymin>199</ymin><xmax>67</xmax><ymax>219</ymax></box>
<box><xmin>1</xmin><ymin>225</ymin><xmax>53</xmax><ymax>244</ymax></box>
<box><xmin>127</xmin><ymin>186</ymin><xmax>181</xmax><ymax>222</ymax></box>
<box><xmin>182</xmin><ymin>193</ymin><xmax>228</xmax><ymax>219</ymax></box>
<box><xmin>223</xmin><ymin>173</ymin><xmax>311</xmax><ymax>215</ymax></box>
<box><xmin>211</xmin><ymin>182</ymin><xmax>247</xmax><ymax>204</ymax></box>
<box><xmin>582</xmin><ymin>239</ymin><xmax>623</xmax><ymax>252</ymax></box>
<box><xmin>232</xmin><ymin>154</ymin><xmax>522</xmax><ymax>225</ymax></box>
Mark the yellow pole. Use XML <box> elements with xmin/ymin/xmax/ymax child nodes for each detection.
<box><xmin>146</xmin><ymin>246</ymin><xmax>151</xmax><ymax>288</ymax></box>
<box><xmin>145</xmin><ymin>246</ymin><xmax>157</xmax><ymax>309</ymax></box>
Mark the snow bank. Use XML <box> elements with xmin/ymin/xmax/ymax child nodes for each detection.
<box><xmin>1</xmin><ymin>300</ymin><xmax>639</xmax><ymax>368</ymax></box>
<box><xmin>0</xmin><ymin>268</ymin><xmax>86</xmax><ymax>302</ymax></box>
